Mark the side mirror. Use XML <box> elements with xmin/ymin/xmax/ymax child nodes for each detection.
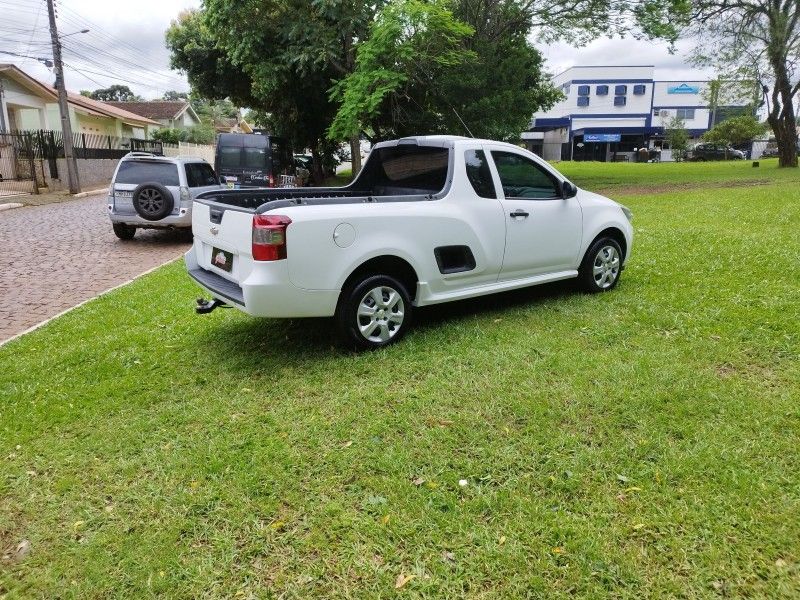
<box><xmin>562</xmin><ymin>180</ymin><xmax>578</xmax><ymax>199</ymax></box>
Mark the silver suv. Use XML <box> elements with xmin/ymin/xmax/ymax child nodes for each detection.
<box><xmin>107</xmin><ymin>152</ymin><xmax>223</xmax><ymax>240</ymax></box>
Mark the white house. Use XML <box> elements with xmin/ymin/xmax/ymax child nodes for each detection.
<box><xmin>523</xmin><ymin>65</ymin><xmax>752</xmax><ymax>161</ymax></box>
<box><xmin>105</xmin><ymin>101</ymin><xmax>201</xmax><ymax>131</ymax></box>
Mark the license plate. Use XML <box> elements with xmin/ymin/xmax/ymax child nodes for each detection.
<box><xmin>116</xmin><ymin>191</ymin><xmax>132</xmax><ymax>198</ymax></box>
<box><xmin>211</xmin><ymin>247</ymin><xmax>233</xmax><ymax>272</ymax></box>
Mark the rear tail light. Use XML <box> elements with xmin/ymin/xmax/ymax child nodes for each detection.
<box><xmin>252</xmin><ymin>214</ymin><xmax>291</xmax><ymax>261</ymax></box>
<box><xmin>268</xmin><ymin>173</ymin><xmax>275</xmax><ymax>187</ymax></box>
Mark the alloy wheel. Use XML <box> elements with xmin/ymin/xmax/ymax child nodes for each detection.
<box><xmin>357</xmin><ymin>286</ymin><xmax>405</xmax><ymax>343</ymax></box>
<box><xmin>139</xmin><ymin>188</ymin><xmax>164</xmax><ymax>215</ymax></box>
<box><xmin>592</xmin><ymin>245</ymin><xmax>620</xmax><ymax>289</ymax></box>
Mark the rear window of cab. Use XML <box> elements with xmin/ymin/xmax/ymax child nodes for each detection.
<box><xmin>115</xmin><ymin>161</ymin><xmax>179</xmax><ymax>186</ymax></box>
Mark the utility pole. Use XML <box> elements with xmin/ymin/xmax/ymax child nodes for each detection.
<box><xmin>46</xmin><ymin>0</ymin><xmax>81</xmax><ymax>193</ymax></box>
<box><xmin>0</xmin><ymin>79</ymin><xmax>7</xmax><ymax>133</ymax></box>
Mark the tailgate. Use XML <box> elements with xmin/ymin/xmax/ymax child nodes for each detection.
<box><xmin>190</xmin><ymin>201</ymin><xmax>255</xmax><ymax>282</ymax></box>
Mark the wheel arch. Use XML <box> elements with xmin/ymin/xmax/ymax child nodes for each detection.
<box><xmin>585</xmin><ymin>226</ymin><xmax>628</xmax><ymax>263</ymax></box>
<box><xmin>340</xmin><ymin>255</ymin><xmax>420</xmax><ymax>301</ymax></box>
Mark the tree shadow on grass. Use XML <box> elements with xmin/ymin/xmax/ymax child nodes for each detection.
<box><xmin>197</xmin><ymin>280</ymin><xmax>579</xmax><ymax>368</ymax></box>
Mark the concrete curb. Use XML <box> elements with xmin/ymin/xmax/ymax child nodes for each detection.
<box><xmin>0</xmin><ymin>203</ymin><xmax>24</xmax><ymax>211</ymax></box>
<box><xmin>0</xmin><ymin>255</ymin><xmax>183</xmax><ymax>349</ymax></box>
<box><xmin>73</xmin><ymin>187</ymin><xmax>108</xmax><ymax>198</ymax></box>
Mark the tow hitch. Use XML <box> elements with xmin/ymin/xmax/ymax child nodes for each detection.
<box><xmin>195</xmin><ymin>297</ymin><xmax>229</xmax><ymax>314</ymax></box>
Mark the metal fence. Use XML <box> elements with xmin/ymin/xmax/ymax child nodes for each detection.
<box><xmin>0</xmin><ymin>132</ymin><xmax>45</xmax><ymax>196</ymax></box>
<box><xmin>162</xmin><ymin>141</ymin><xmax>216</xmax><ymax>164</ymax></box>
<box><xmin>0</xmin><ymin>130</ymin><xmax>162</xmax><ymax>197</ymax></box>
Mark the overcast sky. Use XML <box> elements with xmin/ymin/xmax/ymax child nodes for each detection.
<box><xmin>1</xmin><ymin>0</ymin><xmax>712</xmax><ymax>100</ymax></box>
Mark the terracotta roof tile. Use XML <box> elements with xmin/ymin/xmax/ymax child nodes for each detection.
<box><xmin>105</xmin><ymin>101</ymin><xmax>189</xmax><ymax>121</ymax></box>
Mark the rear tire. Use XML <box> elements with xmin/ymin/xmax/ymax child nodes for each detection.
<box><xmin>113</xmin><ymin>223</ymin><xmax>136</xmax><ymax>240</ymax></box>
<box><xmin>336</xmin><ymin>274</ymin><xmax>413</xmax><ymax>350</ymax></box>
<box><xmin>578</xmin><ymin>237</ymin><xmax>623</xmax><ymax>293</ymax></box>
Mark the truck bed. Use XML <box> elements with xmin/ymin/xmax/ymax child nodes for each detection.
<box><xmin>195</xmin><ymin>185</ymin><xmax>443</xmax><ymax>214</ymax></box>
<box><xmin>196</xmin><ymin>141</ymin><xmax>455</xmax><ymax>213</ymax></box>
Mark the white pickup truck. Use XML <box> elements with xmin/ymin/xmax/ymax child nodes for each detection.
<box><xmin>185</xmin><ymin>135</ymin><xmax>633</xmax><ymax>349</ymax></box>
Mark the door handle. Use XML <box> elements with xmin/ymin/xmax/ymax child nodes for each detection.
<box><xmin>509</xmin><ymin>209</ymin><xmax>529</xmax><ymax>218</ymax></box>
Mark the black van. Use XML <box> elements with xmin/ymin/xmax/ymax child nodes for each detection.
<box><xmin>214</xmin><ymin>133</ymin><xmax>294</xmax><ymax>188</ymax></box>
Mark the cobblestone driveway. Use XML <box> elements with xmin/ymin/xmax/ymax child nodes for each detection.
<box><xmin>0</xmin><ymin>193</ymin><xmax>190</xmax><ymax>343</ymax></box>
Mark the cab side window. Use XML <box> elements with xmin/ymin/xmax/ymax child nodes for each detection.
<box><xmin>491</xmin><ymin>151</ymin><xmax>559</xmax><ymax>199</ymax></box>
<box><xmin>464</xmin><ymin>150</ymin><xmax>496</xmax><ymax>198</ymax></box>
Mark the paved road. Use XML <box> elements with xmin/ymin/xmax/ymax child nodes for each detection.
<box><xmin>0</xmin><ymin>193</ymin><xmax>190</xmax><ymax>343</ymax></box>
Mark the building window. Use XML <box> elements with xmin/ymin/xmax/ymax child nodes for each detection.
<box><xmin>596</xmin><ymin>85</ymin><xmax>609</xmax><ymax>96</ymax></box>
<box><xmin>577</xmin><ymin>85</ymin><xmax>590</xmax><ymax>96</ymax></box>
<box><xmin>577</xmin><ymin>96</ymin><xmax>590</xmax><ymax>107</ymax></box>
<box><xmin>614</xmin><ymin>96</ymin><xmax>627</xmax><ymax>107</ymax></box>
<box><xmin>633</xmin><ymin>84</ymin><xmax>646</xmax><ymax>95</ymax></box>
<box><xmin>676</xmin><ymin>108</ymin><xmax>696</xmax><ymax>119</ymax></box>
<box><xmin>615</xmin><ymin>85</ymin><xmax>627</xmax><ymax>95</ymax></box>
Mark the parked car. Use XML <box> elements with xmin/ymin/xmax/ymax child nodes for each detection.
<box><xmin>186</xmin><ymin>135</ymin><xmax>634</xmax><ymax>349</ymax></box>
<box><xmin>688</xmin><ymin>143</ymin><xmax>746</xmax><ymax>161</ymax></box>
<box><xmin>107</xmin><ymin>153</ymin><xmax>223</xmax><ymax>240</ymax></box>
<box><xmin>760</xmin><ymin>146</ymin><xmax>780</xmax><ymax>158</ymax></box>
<box><xmin>760</xmin><ymin>145</ymin><xmax>800</xmax><ymax>159</ymax></box>
<box><xmin>215</xmin><ymin>133</ymin><xmax>295</xmax><ymax>188</ymax></box>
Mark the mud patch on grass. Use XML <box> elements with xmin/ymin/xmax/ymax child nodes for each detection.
<box><xmin>599</xmin><ymin>178</ymin><xmax>773</xmax><ymax>197</ymax></box>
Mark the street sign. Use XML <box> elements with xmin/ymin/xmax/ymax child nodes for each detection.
<box><xmin>668</xmin><ymin>83</ymin><xmax>700</xmax><ymax>94</ymax></box>
<box><xmin>584</xmin><ymin>133</ymin><xmax>621</xmax><ymax>142</ymax></box>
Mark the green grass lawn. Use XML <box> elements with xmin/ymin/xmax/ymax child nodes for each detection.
<box><xmin>2</xmin><ymin>162</ymin><xmax>799</xmax><ymax>598</ymax></box>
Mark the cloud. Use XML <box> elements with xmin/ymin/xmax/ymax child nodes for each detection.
<box><xmin>535</xmin><ymin>37</ymin><xmax>714</xmax><ymax>81</ymax></box>
<box><xmin>2</xmin><ymin>0</ymin><xmax>200</xmax><ymax>99</ymax></box>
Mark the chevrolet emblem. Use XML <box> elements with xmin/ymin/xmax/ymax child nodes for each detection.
<box><xmin>210</xmin><ymin>226</ymin><xmax>219</xmax><ymax>235</ymax></box>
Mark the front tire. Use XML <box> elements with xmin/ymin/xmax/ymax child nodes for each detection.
<box><xmin>112</xmin><ymin>223</ymin><xmax>136</xmax><ymax>240</ymax></box>
<box><xmin>578</xmin><ymin>237</ymin><xmax>623</xmax><ymax>293</ymax></box>
<box><xmin>336</xmin><ymin>274</ymin><xmax>413</xmax><ymax>350</ymax></box>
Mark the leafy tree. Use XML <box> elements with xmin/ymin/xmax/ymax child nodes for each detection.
<box><xmin>200</xmin><ymin>0</ymin><xmax>371</xmax><ymax>174</ymax></box>
<box><xmin>79</xmin><ymin>90</ymin><xmax>91</xmax><ymax>98</ymax></box>
<box><xmin>702</xmin><ymin>115</ymin><xmax>768</xmax><ymax>148</ymax></box>
<box><xmin>328</xmin><ymin>0</ymin><xmax>476</xmax><ymax>141</ymax></box>
<box><xmin>161</xmin><ymin>90</ymin><xmax>189</xmax><ymax>101</ymax></box>
<box><xmin>151</xmin><ymin>124</ymin><xmax>216</xmax><ymax>145</ymax></box>
<box><xmin>151</xmin><ymin>128</ymin><xmax>187</xmax><ymax>145</ymax></box>
<box><xmin>664</xmin><ymin>116</ymin><xmax>689</xmax><ymax>161</ymax></box>
<box><xmin>435</xmin><ymin>0</ymin><xmax>562</xmax><ymax>140</ymax></box>
<box><xmin>165</xmin><ymin>10</ymin><xmax>256</xmax><ymax>109</ymax></box>
<box><xmin>89</xmin><ymin>85</ymin><xmax>141</xmax><ymax>102</ymax></box>
<box><xmin>185</xmin><ymin>123</ymin><xmax>216</xmax><ymax>145</ymax></box>
<box><xmin>639</xmin><ymin>0</ymin><xmax>800</xmax><ymax>167</ymax></box>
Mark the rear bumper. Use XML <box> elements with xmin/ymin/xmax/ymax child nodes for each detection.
<box><xmin>184</xmin><ymin>248</ymin><xmax>339</xmax><ymax>318</ymax></box>
<box><xmin>107</xmin><ymin>197</ymin><xmax>192</xmax><ymax>228</ymax></box>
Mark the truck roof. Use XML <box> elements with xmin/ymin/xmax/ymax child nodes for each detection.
<box><xmin>373</xmin><ymin>135</ymin><xmax>513</xmax><ymax>149</ymax></box>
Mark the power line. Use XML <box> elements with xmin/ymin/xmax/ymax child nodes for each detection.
<box><xmin>60</xmin><ymin>43</ymin><xmax>186</xmax><ymax>89</ymax></box>
<box><xmin>62</xmin><ymin>61</ymin><xmax>175</xmax><ymax>92</ymax></box>
<box><xmin>60</xmin><ymin>39</ymin><xmax>186</xmax><ymax>85</ymax></box>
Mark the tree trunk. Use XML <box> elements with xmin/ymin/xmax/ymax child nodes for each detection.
<box><xmin>310</xmin><ymin>143</ymin><xmax>325</xmax><ymax>185</ymax></box>
<box><xmin>349</xmin><ymin>136</ymin><xmax>361</xmax><ymax>177</ymax></box>
<box><xmin>773</xmin><ymin>119</ymin><xmax>798</xmax><ymax>168</ymax></box>
<box><xmin>768</xmin><ymin>56</ymin><xmax>799</xmax><ymax>168</ymax></box>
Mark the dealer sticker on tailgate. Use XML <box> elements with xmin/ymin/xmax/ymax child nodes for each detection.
<box><xmin>211</xmin><ymin>247</ymin><xmax>233</xmax><ymax>273</ymax></box>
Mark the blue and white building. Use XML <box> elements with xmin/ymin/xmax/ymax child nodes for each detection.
<box><xmin>523</xmin><ymin>65</ymin><xmax>751</xmax><ymax>161</ymax></box>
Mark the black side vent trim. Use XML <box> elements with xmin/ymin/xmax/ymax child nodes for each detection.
<box><xmin>434</xmin><ymin>245</ymin><xmax>476</xmax><ymax>274</ymax></box>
